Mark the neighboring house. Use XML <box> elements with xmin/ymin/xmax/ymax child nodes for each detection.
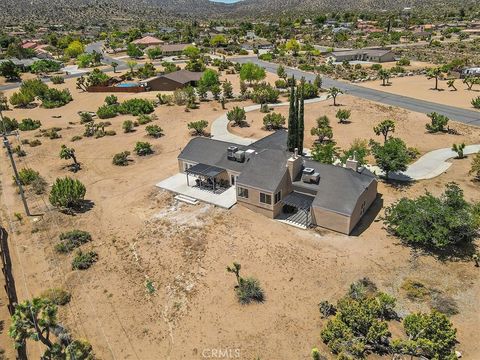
<box><xmin>160</xmin><ymin>43</ymin><xmax>190</xmax><ymax>56</ymax></box>
<box><xmin>131</xmin><ymin>36</ymin><xmax>164</xmax><ymax>47</ymax></box>
<box><xmin>141</xmin><ymin>69</ymin><xmax>203</xmax><ymax>91</ymax></box>
<box><xmin>461</xmin><ymin>67</ymin><xmax>480</xmax><ymax>78</ymax></box>
<box><xmin>176</xmin><ymin>130</ymin><xmax>377</xmax><ymax>234</ymax></box>
<box><xmin>331</xmin><ymin>49</ymin><xmax>395</xmax><ymax>63</ymax></box>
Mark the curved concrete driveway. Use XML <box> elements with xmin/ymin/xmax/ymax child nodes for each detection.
<box><xmin>212</xmin><ymin>98</ymin><xmax>480</xmax><ymax>181</ymax></box>
<box><xmin>210</xmin><ymin>96</ymin><xmax>328</xmax><ymax>145</ymax></box>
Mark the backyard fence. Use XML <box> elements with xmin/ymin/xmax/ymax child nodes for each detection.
<box><xmin>0</xmin><ymin>226</ymin><xmax>28</xmax><ymax>360</ymax></box>
<box><xmin>86</xmin><ymin>85</ymin><xmax>147</xmax><ymax>93</ymax></box>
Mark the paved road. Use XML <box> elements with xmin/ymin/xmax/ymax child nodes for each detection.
<box><xmin>232</xmin><ymin>57</ymin><xmax>480</xmax><ymax>127</ymax></box>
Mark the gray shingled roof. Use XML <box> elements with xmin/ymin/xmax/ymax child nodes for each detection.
<box><xmin>236</xmin><ymin>149</ymin><xmax>289</xmax><ymax>192</ymax></box>
<box><xmin>295</xmin><ymin>160</ymin><xmax>376</xmax><ymax>216</ymax></box>
<box><xmin>162</xmin><ymin>69</ymin><xmax>203</xmax><ymax>84</ymax></box>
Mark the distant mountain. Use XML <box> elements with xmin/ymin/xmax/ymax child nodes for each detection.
<box><xmin>0</xmin><ymin>0</ymin><xmax>475</xmax><ymax>24</ymax></box>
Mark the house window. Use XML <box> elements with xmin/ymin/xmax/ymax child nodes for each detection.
<box><xmin>237</xmin><ymin>187</ymin><xmax>249</xmax><ymax>198</ymax></box>
<box><xmin>184</xmin><ymin>162</ymin><xmax>193</xmax><ymax>171</ymax></box>
<box><xmin>230</xmin><ymin>175</ymin><xmax>236</xmax><ymax>185</ymax></box>
<box><xmin>259</xmin><ymin>193</ymin><xmax>272</xmax><ymax>205</ymax></box>
<box><xmin>274</xmin><ymin>191</ymin><xmax>282</xmax><ymax>204</ymax></box>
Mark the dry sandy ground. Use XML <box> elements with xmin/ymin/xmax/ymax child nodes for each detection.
<box><xmin>230</xmin><ymin>94</ymin><xmax>480</xmax><ymax>156</ymax></box>
<box><xmin>358</xmin><ymin>75</ymin><xmax>480</xmax><ymax>111</ymax></box>
<box><xmin>0</xmin><ymin>75</ymin><xmax>479</xmax><ymax>360</ymax></box>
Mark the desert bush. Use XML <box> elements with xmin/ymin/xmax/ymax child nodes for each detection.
<box><xmin>17</xmin><ymin>168</ymin><xmax>41</xmax><ymax>185</ymax></box>
<box><xmin>104</xmin><ymin>94</ymin><xmax>118</xmax><ymax>106</ymax></box>
<box><xmin>236</xmin><ymin>277</ymin><xmax>265</xmax><ymax>304</ymax></box>
<box><xmin>31</xmin><ymin>177</ymin><xmax>47</xmax><ymax>195</ymax></box>
<box><xmin>426</xmin><ymin>112</ymin><xmax>449</xmax><ymax>133</ymax></box>
<box><xmin>49</xmin><ymin>177</ymin><xmax>86</xmax><ymax>210</ymax></box>
<box><xmin>71</xmin><ymin>135</ymin><xmax>82</xmax><ymax>142</ymax></box>
<box><xmin>227</xmin><ymin>106</ymin><xmax>247</xmax><ymax>127</ymax></box>
<box><xmin>145</xmin><ymin>125</ymin><xmax>164</xmax><ymax>138</ymax></box>
<box><xmin>187</xmin><ymin>120</ymin><xmax>208</xmax><ymax>136</ymax></box>
<box><xmin>137</xmin><ymin>114</ymin><xmax>156</xmax><ymax>125</ymax></box>
<box><xmin>79</xmin><ymin>112</ymin><xmax>94</xmax><ymax>124</ymax></box>
<box><xmin>134</xmin><ymin>141</ymin><xmax>153</xmax><ymax>156</ymax></box>
<box><xmin>118</xmin><ymin>98</ymin><xmax>154</xmax><ymax>116</ymax></box>
<box><xmin>96</xmin><ymin>104</ymin><xmax>118</xmax><ymax>119</ymax></box>
<box><xmin>12</xmin><ymin>145</ymin><xmax>26</xmax><ymax>157</ymax></box>
<box><xmin>41</xmin><ymin>288</ymin><xmax>71</xmax><ymax>305</ymax></box>
<box><xmin>275</xmin><ymin>79</ymin><xmax>287</xmax><ymax>89</ymax></box>
<box><xmin>471</xmin><ymin>96</ymin><xmax>480</xmax><ymax>109</ymax></box>
<box><xmin>302</xmin><ymin>82</ymin><xmax>319</xmax><ymax>99</ymax></box>
<box><xmin>18</xmin><ymin>118</ymin><xmax>42</xmax><ymax>131</ymax></box>
<box><xmin>430</xmin><ymin>293</ymin><xmax>459</xmax><ymax>316</ymax></box>
<box><xmin>72</xmin><ymin>250</ymin><xmax>98</xmax><ymax>270</ymax></box>
<box><xmin>401</xmin><ymin>279</ymin><xmax>431</xmax><ymax>301</ymax></box>
<box><xmin>112</xmin><ymin>151</ymin><xmax>131</xmax><ymax>166</ymax></box>
<box><xmin>0</xmin><ymin>116</ymin><xmax>19</xmax><ymax>133</ymax></box>
<box><xmin>396</xmin><ymin>57</ymin><xmax>411</xmax><ymax>66</ymax></box>
<box><xmin>40</xmin><ymin>88</ymin><xmax>73</xmax><ymax>108</ymax></box>
<box><xmin>122</xmin><ymin>120</ymin><xmax>134</xmax><ymax>133</ymax></box>
<box><xmin>50</xmin><ymin>76</ymin><xmax>65</xmax><ymax>84</ymax></box>
<box><xmin>157</xmin><ymin>93</ymin><xmax>173</xmax><ymax>105</ymax></box>
<box><xmin>263</xmin><ymin>112</ymin><xmax>285</xmax><ymax>130</ymax></box>
<box><xmin>55</xmin><ymin>230</ymin><xmax>92</xmax><ymax>253</ymax></box>
<box><xmin>251</xmin><ymin>82</ymin><xmax>279</xmax><ymax>104</ymax></box>
<box><xmin>318</xmin><ymin>300</ymin><xmax>336</xmax><ymax>318</ymax></box>
<box><xmin>29</xmin><ymin>139</ymin><xmax>42</xmax><ymax>147</ymax></box>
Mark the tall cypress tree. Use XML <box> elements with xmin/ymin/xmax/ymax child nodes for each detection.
<box><xmin>287</xmin><ymin>76</ymin><xmax>297</xmax><ymax>152</ymax></box>
<box><xmin>297</xmin><ymin>78</ymin><xmax>305</xmax><ymax>154</ymax></box>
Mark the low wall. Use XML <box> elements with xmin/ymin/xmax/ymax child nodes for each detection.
<box><xmin>87</xmin><ymin>85</ymin><xmax>147</xmax><ymax>93</ymax></box>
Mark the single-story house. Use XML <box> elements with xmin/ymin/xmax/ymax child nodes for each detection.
<box><xmin>331</xmin><ymin>49</ymin><xmax>395</xmax><ymax>63</ymax></box>
<box><xmin>160</xmin><ymin>43</ymin><xmax>190</xmax><ymax>56</ymax></box>
<box><xmin>141</xmin><ymin>69</ymin><xmax>203</xmax><ymax>91</ymax></box>
<box><xmin>461</xmin><ymin>67</ymin><xmax>480</xmax><ymax>78</ymax></box>
<box><xmin>176</xmin><ymin>130</ymin><xmax>377</xmax><ymax>234</ymax></box>
<box><xmin>132</xmin><ymin>36</ymin><xmax>164</xmax><ymax>47</ymax></box>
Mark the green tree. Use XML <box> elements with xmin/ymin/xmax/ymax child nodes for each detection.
<box><xmin>146</xmin><ymin>47</ymin><xmax>162</xmax><ymax>60</ymax></box>
<box><xmin>49</xmin><ymin>177</ymin><xmax>86</xmax><ymax>210</ymax></box>
<box><xmin>370</xmin><ymin>137</ymin><xmax>410</xmax><ymax>179</ymax></box>
<box><xmin>227</xmin><ymin>106</ymin><xmax>246</xmax><ymax>127</ymax></box>
<box><xmin>426</xmin><ymin>67</ymin><xmax>443</xmax><ymax>90</ymax></box>
<box><xmin>277</xmin><ymin>64</ymin><xmax>287</xmax><ymax>80</ymax></box>
<box><xmin>64</xmin><ymin>40</ymin><xmax>84</xmax><ymax>58</ymax></box>
<box><xmin>263</xmin><ymin>112</ymin><xmax>286</xmax><ymax>130</ymax></box>
<box><xmin>187</xmin><ymin>120</ymin><xmax>209</xmax><ymax>136</ymax></box>
<box><xmin>447</xmin><ymin>79</ymin><xmax>457</xmax><ymax>91</ymax></box>
<box><xmin>426</xmin><ymin>112</ymin><xmax>449</xmax><ymax>133</ymax></box>
<box><xmin>311</xmin><ymin>142</ymin><xmax>339</xmax><ymax>164</ymax></box>
<box><xmin>222</xmin><ymin>80</ymin><xmax>234</xmax><ymax>98</ymax></box>
<box><xmin>285</xmin><ymin>38</ymin><xmax>301</xmax><ymax>55</ymax></box>
<box><xmin>210</xmin><ymin>34</ymin><xmax>228</xmax><ymax>47</ymax></box>
<box><xmin>145</xmin><ymin>124</ymin><xmax>164</xmax><ymax>138</ymax></box>
<box><xmin>239</xmin><ymin>62</ymin><xmax>266</xmax><ymax>85</ymax></box>
<box><xmin>451</xmin><ymin>143</ymin><xmax>466</xmax><ymax>159</ymax></box>
<box><xmin>310</xmin><ymin>115</ymin><xmax>333</xmax><ymax>143</ymax></box>
<box><xmin>134</xmin><ymin>141</ymin><xmax>153</xmax><ymax>156</ymax></box>
<box><xmin>112</xmin><ymin>151</ymin><xmax>131</xmax><ymax>166</ymax></box>
<box><xmin>199</xmin><ymin>69</ymin><xmax>220</xmax><ymax>88</ymax></box>
<box><xmin>297</xmin><ymin>78</ymin><xmax>305</xmax><ymax>152</ymax></box>
<box><xmin>378</xmin><ymin>68</ymin><xmax>390</xmax><ymax>86</ymax></box>
<box><xmin>126</xmin><ymin>60</ymin><xmax>137</xmax><ymax>76</ymax></box>
<box><xmin>471</xmin><ymin>96</ymin><xmax>480</xmax><ymax>109</ymax></box>
<box><xmin>392</xmin><ymin>311</ymin><xmax>457</xmax><ymax>359</ymax></box>
<box><xmin>340</xmin><ymin>139</ymin><xmax>371</xmax><ymax>166</ymax></box>
<box><xmin>287</xmin><ymin>79</ymin><xmax>297</xmax><ymax>151</ymax></box>
<box><xmin>373</xmin><ymin>119</ymin><xmax>396</xmax><ymax>143</ymax></box>
<box><xmin>327</xmin><ymin>87</ymin><xmax>343</xmax><ymax>106</ymax></box>
<box><xmin>60</xmin><ymin>145</ymin><xmax>79</xmax><ymax>171</ymax></box>
<box><xmin>336</xmin><ymin>108</ymin><xmax>351</xmax><ymax>124</ymax></box>
<box><xmin>0</xmin><ymin>60</ymin><xmax>21</xmax><ymax>81</ymax></box>
<box><xmin>469</xmin><ymin>152</ymin><xmax>480</xmax><ymax>180</ymax></box>
<box><xmin>183</xmin><ymin>45</ymin><xmax>201</xmax><ymax>60</ymax></box>
<box><xmin>383</xmin><ymin>182</ymin><xmax>477</xmax><ymax>251</ymax></box>
<box><xmin>111</xmin><ymin>61</ymin><xmax>119</xmax><ymax>73</ymax></box>
<box><xmin>122</xmin><ymin>120</ymin><xmax>134</xmax><ymax>133</ymax></box>
<box><xmin>127</xmin><ymin>43</ymin><xmax>143</xmax><ymax>58</ymax></box>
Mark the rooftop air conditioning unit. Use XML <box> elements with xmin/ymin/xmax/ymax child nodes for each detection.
<box><xmin>227</xmin><ymin>146</ymin><xmax>238</xmax><ymax>160</ymax></box>
<box><xmin>302</xmin><ymin>167</ymin><xmax>320</xmax><ymax>184</ymax></box>
<box><xmin>235</xmin><ymin>150</ymin><xmax>246</xmax><ymax>163</ymax></box>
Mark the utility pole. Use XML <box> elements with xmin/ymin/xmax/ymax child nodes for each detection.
<box><xmin>0</xmin><ymin>109</ymin><xmax>31</xmax><ymax>216</ymax></box>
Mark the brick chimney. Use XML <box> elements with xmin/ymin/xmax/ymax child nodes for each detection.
<box><xmin>345</xmin><ymin>151</ymin><xmax>359</xmax><ymax>172</ymax></box>
<box><xmin>287</xmin><ymin>148</ymin><xmax>303</xmax><ymax>181</ymax></box>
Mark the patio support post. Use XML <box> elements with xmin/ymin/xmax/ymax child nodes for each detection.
<box><xmin>186</xmin><ymin>172</ymin><xmax>189</xmax><ymax>186</ymax></box>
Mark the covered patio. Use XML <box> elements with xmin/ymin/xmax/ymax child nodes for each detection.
<box><xmin>277</xmin><ymin>192</ymin><xmax>314</xmax><ymax>229</ymax></box>
<box><xmin>185</xmin><ymin>163</ymin><xmax>227</xmax><ymax>193</ymax></box>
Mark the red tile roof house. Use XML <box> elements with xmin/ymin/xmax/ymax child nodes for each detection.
<box><xmin>131</xmin><ymin>36</ymin><xmax>164</xmax><ymax>47</ymax></box>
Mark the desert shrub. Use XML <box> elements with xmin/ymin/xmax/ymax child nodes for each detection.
<box><xmin>9</xmin><ymin>91</ymin><xmax>35</xmax><ymax>107</ymax></box>
<box><xmin>0</xmin><ymin>116</ymin><xmax>19</xmax><ymax>133</ymax></box>
<box><xmin>227</xmin><ymin>106</ymin><xmax>247</xmax><ymax>127</ymax></box>
<box><xmin>112</xmin><ymin>151</ymin><xmax>131</xmax><ymax>166</ymax></box>
<box><xmin>71</xmin><ymin>135</ymin><xmax>82</xmax><ymax>142</ymax></box>
<box><xmin>65</xmin><ymin>339</ymin><xmax>95</xmax><ymax>360</ymax></box>
<box><xmin>263</xmin><ymin>112</ymin><xmax>285</xmax><ymax>130</ymax></box>
<box><xmin>319</xmin><ymin>300</ymin><xmax>337</xmax><ymax>318</ymax></box>
<box><xmin>157</xmin><ymin>94</ymin><xmax>173</xmax><ymax>105</ymax></box>
<box><xmin>396</xmin><ymin>57</ymin><xmax>411</xmax><ymax>66</ymax></box>
<box><xmin>302</xmin><ymin>82</ymin><xmax>319</xmax><ymax>99</ymax></box>
<box><xmin>187</xmin><ymin>120</ymin><xmax>208</xmax><ymax>136</ymax></box>
<box><xmin>49</xmin><ymin>177</ymin><xmax>86</xmax><ymax>210</ymax></box>
<box><xmin>12</xmin><ymin>145</ymin><xmax>26</xmax><ymax>157</ymax></box>
<box><xmin>430</xmin><ymin>294</ymin><xmax>459</xmax><ymax>316</ymax></box>
<box><xmin>41</xmin><ymin>288</ymin><xmax>71</xmax><ymax>305</ymax></box>
<box><xmin>471</xmin><ymin>96</ymin><xmax>480</xmax><ymax>109</ymax></box>
<box><xmin>118</xmin><ymin>98</ymin><xmax>154</xmax><ymax>116</ymax></box>
<box><xmin>340</xmin><ymin>139</ymin><xmax>370</xmax><ymax>166</ymax></box>
<box><xmin>31</xmin><ymin>176</ymin><xmax>47</xmax><ymax>195</ymax></box>
<box><xmin>383</xmin><ymin>182</ymin><xmax>478</xmax><ymax>252</ymax></box>
<box><xmin>55</xmin><ymin>230</ymin><xmax>92</xmax><ymax>253</ymax></box>
<box><xmin>145</xmin><ymin>125</ymin><xmax>164</xmax><ymax>138</ymax></box>
<box><xmin>72</xmin><ymin>250</ymin><xmax>98</xmax><ymax>270</ymax></box>
<box><xmin>137</xmin><ymin>114</ymin><xmax>156</xmax><ymax>125</ymax></box>
<box><xmin>50</xmin><ymin>76</ymin><xmax>65</xmax><ymax>84</ymax></box>
<box><xmin>275</xmin><ymin>79</ymin><xmax>287</xmax><ymax>89</ymax></box>
<box><xmin>18</xmin><ymin>118</ymin><xmax>41</xmax><ymax>131</ymax></box>
<box><xmin>41</xmin><ymin>128</ymin><xmax>61</xmax><ymax>139</ymax></box>
<box><xmin>96</xmin><ymin>104</ymin><xmax>118</xmax><ymax>119</ymax></box>
<box><xmin>104</xmin><ymin>94</ymin><xmax>118</xmax><ymax>106</ymax></box>
<box><xmin>236</xmin><ymin>277</ymin><xmax>265</xmax><ymax>304</ymax></box>
<box><xmin>122</xmin><ymin>120</ymin><xmax>134</xmax><ymax>133</ymax></box>
<box><xmin>401</xmin><ymin>279</ymin><xmax>431</xmax><ymax>301</ymax></box>
<box><xmin>134</xmin><ymin>141</ymin><xmax>153</xmax><ymax>156</ymax></box>
<box><xmin>251</xmin><ymin>82</ymin><xmax>279</xmax><ymax>104</ymax></box>
<box><xmin>17</xmin><ymin>168</ymin><xmax>41</xmax><ymax>186</ymax></box>
<box><xmin>39</xmin><ymin>88</ymin><xmax>73</xmax><ymax>108</ymax></box>
<box><xmin>260</xmin><ymin>103</ymin><xmax>270</xmax><ymax>113</ymax></box>
<box><xmin>104</xmin><ymin>130</ymin><xmax>116</xmax><ymax>136</ymax></box>
<box><xmin>79</xmin><ymin>112</ymin><xmax>94</xmax><ymax>124</ymax></box>
<box><xmin>29</xmin><ymin>139</ymin><xmax>42</xmax><ymax>147</ymax></box>
<box><xmin>426</xmin><ymin>112</ymin><xmax>449</xmax><ymax>133</ymax></box>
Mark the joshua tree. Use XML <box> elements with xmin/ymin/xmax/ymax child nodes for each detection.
<box><xmin>126</xmin><ymin>60</ymin><xmax>137</xmax><ymax>76</ymax></box>
<box><xmin>327</xmin><ymin>87</ymin><xmax>343</xmax><ymax>106</ymax></box>
<box><xmin>227</xmin><ymin>106</ymin><xmax>247</xmax><ymax>127</ymax></box>
<box><xmin>59</xmin><ymin>145</ymin><xmax>79</xmax><ymax>171</ymax></box>
<box><xmin>378</xmin><ymin>69</ymin><xmax>390</xmax><ymax>86</ymax></box>
<box><xmin>447</xmin><ymin>79</ymin><xmax>457</xmax><ymax>91</ymax></box>
<box><xmin>277</xmin><ymin>64</ymin><xmax>287</xmax><ymax>80</ymax></box>
<box><xmin>111</xmin><ymin>61</ymin><xmax>119</xmax><ymax>73</ymax></box>
<box><xmin>469</xmin><ymin>152</ymin><xmax>480</xmax><ymax>180</ymax></box>
<box><xmin>452</xmin><ymin>143</ymin><xmax>466</xmax><ymax>159</ymax></box>
<box><xmin>226</xmin><ymin>262</ymin><xmax>242</xmax><ymax>285</ymax></box>
<box><xmin>373</xmin><ymin>119</ymin><xmax>396</xmax><ymax>143</ymax></box>
<box><xmin>426</xmin><ymin>67</ymin><xmax>443</xmax><ymax>90</ymax></box>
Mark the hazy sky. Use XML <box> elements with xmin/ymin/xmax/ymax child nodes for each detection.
<box><xmin>209</xmin><ymin>0</ymin><xmax>242</xmax><ymax>3</ymax></box>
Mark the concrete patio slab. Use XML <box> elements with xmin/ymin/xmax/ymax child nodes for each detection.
<box><xmin>156</xmin><ymin>173</ymin><xmax>237</xmax><ymax>209</ymax></box>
